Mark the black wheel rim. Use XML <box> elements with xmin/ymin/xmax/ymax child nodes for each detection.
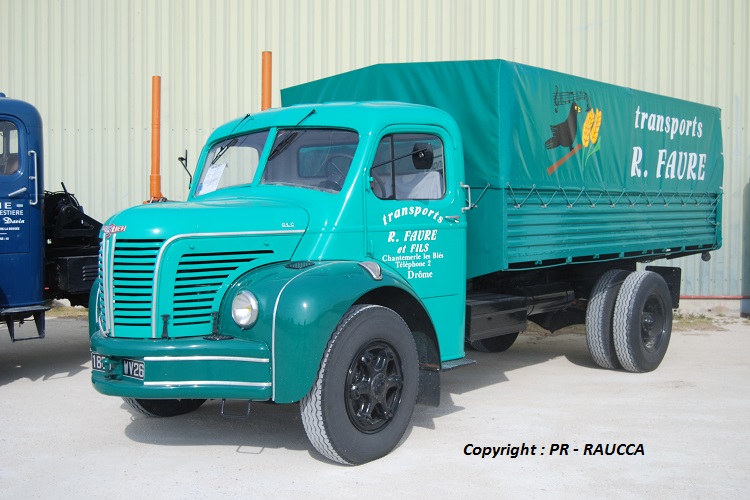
<box><xmin>346</xmin><ymin>340</ymin><xmax>404</xmax><ymax>433</ymax></box>
<box><xmin>641</xmin><ymin>294</ymin><xmax>667</xmax><ymax>352</ymax></box>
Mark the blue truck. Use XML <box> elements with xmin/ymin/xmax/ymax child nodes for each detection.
<box><xmin>1</xmin><ymin>94</ymin><xmax>101</xmax><ymax>341</ymax></box>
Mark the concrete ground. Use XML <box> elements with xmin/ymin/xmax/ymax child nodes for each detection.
<box><xmin>1</xmin><ymin>312</ymin><xmax>748</xmax><ymax>499</ymax></box>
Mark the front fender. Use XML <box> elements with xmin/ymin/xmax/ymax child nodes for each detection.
<box><xmin>226</xmin><ymin>261</ymin><xmax>420</xmax><ymax>403</ymax></box>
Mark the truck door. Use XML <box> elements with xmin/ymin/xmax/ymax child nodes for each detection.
<box><xmin>0</xmin><ymin>115</ymin><xmax>45</xmax><ymax>309</ymax></box>
<box><xmin>365</xmin><ymin>130</ymin><xmax>467</xmax><ymax>360</ymax></box>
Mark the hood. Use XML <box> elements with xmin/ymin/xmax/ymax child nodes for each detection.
<box><xmin>97</xmin><ymin>197</ymin><xmax>309</xmax><ymax>339</ymax></box>
<box><xmin>103</xmin><ymin>197</ymin><xmax>309</xmax><ymax>240</ymax></box>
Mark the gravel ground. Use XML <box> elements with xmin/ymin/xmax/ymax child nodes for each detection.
<box><xmin>1</xmin><ymin>314</ymin><xmax>748</xmax><ymax>499</ymax></box>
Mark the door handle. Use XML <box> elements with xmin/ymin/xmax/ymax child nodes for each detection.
<box><xmin>460</xmin><ymin>182</ymin><xmax>491</xmax><ymax>213</ymax></box>
<box><xmin>28</xmin><ymin>150</ymin><xmax>39</xmax><ymax>206</ymax></box>
<box><xmin>8</xmin><ymin>187</ymin><xmax>28</xmax><ymax>197</ymax></box>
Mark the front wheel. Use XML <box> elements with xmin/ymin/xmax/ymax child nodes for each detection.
<box><xmin>300</xmin><ymin>304</ymin><xmax>419</xmax><ymax>465</ymax></box>
<box><xmin>123</xmin><ymin>398</ymin><xmax>206</xmax><ymax>417</ymax></box>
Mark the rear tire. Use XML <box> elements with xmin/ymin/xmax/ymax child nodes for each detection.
<box><xmin>586</xmin><ymin>269</ymin><xmax>630</xmax><ymax>369</ymax></box>
<box><xmin>613</xmin><ymin>271</ymin><xmax>672</xmax><ymax>373</ymax></box>
<box><xmin>468</xmin><ymin>332</ymin><xmax>519</xmax><ymax>353</ymax></box>
<box><xmin>300</xmin><ymin>304</ymin><xmax>418</xmax><ymax>465</ymax></box>
<box><xmin>123</xmin><ymin>398</ymin><xmax>206</xmax><ymax>417</ymax></box>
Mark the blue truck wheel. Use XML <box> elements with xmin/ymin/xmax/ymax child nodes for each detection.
<box><xmin>300</xmin><ymin>304</ymin><xmax>419</xmax><ymax>465</ymax></box>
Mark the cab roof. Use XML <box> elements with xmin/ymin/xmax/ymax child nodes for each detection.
<box><xmin>209</xmin><ymin>101</ymin><xmax>461</xmax><ymax>145</ymax></box>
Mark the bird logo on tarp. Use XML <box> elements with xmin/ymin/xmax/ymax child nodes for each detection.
<box><xmin>545</xmin><ymin>86</ymin><xmax>602</xmax><ymax>175</ymax></box>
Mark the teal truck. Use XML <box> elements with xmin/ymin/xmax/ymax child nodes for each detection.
<box><xmin>89</xmin><ymin>61</ymin><xmax>723</xmax><ymax>464</ymax></box>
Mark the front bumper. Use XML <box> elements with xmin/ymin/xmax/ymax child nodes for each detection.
<box><xmin>90</xmin><ymin>331</ymin><xmax>273</xmax><ymax>400</ymax></box>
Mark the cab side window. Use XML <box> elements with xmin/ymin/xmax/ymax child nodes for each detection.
<box><xmin>0</xmin><ymin>121</ymin><xmax>20</xmax><ymax>175</ymax></box>
<box><xmin>370</xmin><ymin>133</ymin><xmax>445</xmax><ymax>200</ymax></box>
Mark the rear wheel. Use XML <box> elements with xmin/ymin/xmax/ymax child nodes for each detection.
<box><xmin>300</xmin><ymin>304</ymin><xmax>418</xmax><ymax>465</ymax></box>
<box><xmin>613</xmin><ymin>271</ymin><xmax>672</xmax><ymax>373</ymax></box>
<box><xmin>468</xmin><ymin>332</ymin><xmax>519</xmax><ymax>353</ymax></box>
<box><xmin>123</xmin><ymin>398</ymin><xmax>206</xmax><ymax>417</ymax></box>
<box><xmin>586</xmin><ymin>269</ymin><xmax>630</xmax><ymax>369</ymax></box>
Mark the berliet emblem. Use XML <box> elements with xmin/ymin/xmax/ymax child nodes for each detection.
<box><xmin>103</xmin><ymin>224</ymin><xmax>127</xmax><ymax>238</ymax></box>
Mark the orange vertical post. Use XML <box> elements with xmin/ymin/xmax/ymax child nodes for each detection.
<box><xmin>150</xmin><ymin>75</ymin><xmax>164</xmax><ymax>200</ymax></box>
<box><xmin>262</xmin><ymin>51</ymin><xmax>272</xmax><ymax>111</ymax></box>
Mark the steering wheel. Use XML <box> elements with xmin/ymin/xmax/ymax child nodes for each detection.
<box><xmin>370</xmin><ymin>173</ymin><xmax>388</xmax><ymax>199</ymax></box>
<box><xmin>322</xmin><ymin>154</ymin><xmax>353</xmax><ymax>191</ymax></box>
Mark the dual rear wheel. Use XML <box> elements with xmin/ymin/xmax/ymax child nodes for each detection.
<box><xmin>586</xmin><ymin>270</ymin><xmax>672</xmax><ymax>373</ymax></box>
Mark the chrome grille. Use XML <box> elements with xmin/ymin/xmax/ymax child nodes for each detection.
<box><xmin>98</xmin><ymin>235</ymin><xmax>277</xmax><ymax>337</ymax></box>
<box><xmin>111</xmin><ymin>239</ymin><xmax>163</xmax><ymax>329</ymax></box>
<box><xmin>172</xmin><ymin>250</ymin><xmax>272</xmax><ymax>327</ymax></box>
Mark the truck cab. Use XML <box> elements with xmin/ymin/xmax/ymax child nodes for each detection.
<box><xmin>90</xmin><ymin>102</ymin><xmax>467</xmax><ymax>464</ymax></box>
<box><xmin>0</xmin><ymin>94</ymin><xmax>47</xmax><ymax>338</ymax></box>
<box><xmin>1</xmin><ymin>94</ymin><xmax>101</xmax><ymax>342</ymax></box>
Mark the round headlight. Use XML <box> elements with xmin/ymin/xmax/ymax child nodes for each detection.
<box><xmin>231</xmin><ymin>290</ymin><xmax>259</xmax><ymax>328</ymax></box>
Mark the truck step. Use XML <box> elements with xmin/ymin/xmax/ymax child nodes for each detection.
<box><xmin>220</xmin><ymin>399</ymin><xmax>251</xmax><ymax>419</ymax></box>
<box><xmin>441</xmin><ymin>357</ymin><xmax>476</xmax><ymax>371</ymax></box>
<box><xmin>1</xmin><ymin>306</ymin><xmax>49</xmax><ymax>342</ymax></box>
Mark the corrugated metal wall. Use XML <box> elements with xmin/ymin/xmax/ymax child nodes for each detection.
<box><xmin>1</xmin><ymin>0</ymin><xmax>748</xmax><ymax>301</ymax></box>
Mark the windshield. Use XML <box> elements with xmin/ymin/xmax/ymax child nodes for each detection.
<box><xmin>195</xmin><ymin>128</ymin><xmax>359</xmax><ymax>196</ymax></box>
<box><xmin>195</xmin><ymin>131</ymin><xmax>269</xmax><ymax>196</ymax></box>
<box><xmin>261</xmin><ymin>128</ymin><xmax>358</xmax><ymax>193</ymax></box>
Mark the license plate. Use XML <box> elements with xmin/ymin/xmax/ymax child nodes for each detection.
<box><xmin>90</xmin><ymin>353</ymin><xmax>145</xmax><ymax>380</ymax></box>
<box><xmin>91</xmin><ymin>352</ymin><xmax>105</xmax><ymax>372</ymax></box>
<box><xmin>122</xmin><ymin>358</ymin><xmax>145</xmax><ymax>380</ymax></box>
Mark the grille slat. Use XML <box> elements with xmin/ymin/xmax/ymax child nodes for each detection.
<box><xmin>109</xmin><ymin>238</ymin><xmax>163</xmax><ymax>329</ymax></box>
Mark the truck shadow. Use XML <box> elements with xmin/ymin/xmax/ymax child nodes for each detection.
<box><xmin>410</xmin><ymin>332</ymin><xmax>596</xmax><ymax>430</ymax></box>
<box><xmin>123</xmin><ymin>399</ymin><xmax>311</xmax><ymax>454</ymax></box>
<box><xmin>0</xmin><ymin>318</ymin><xmax>91</xmax><ymax>387</ymax></box>
<box><xmin>123</xmin><ymin>332</ymin><xmax>596</xmax><ymax>461</ymax></box>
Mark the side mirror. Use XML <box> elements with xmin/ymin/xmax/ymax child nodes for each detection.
<box><xmin>178</xmin><ymin>149</ymin><xmax>193</xmax><ymax>187</ymax></box>
<box><xmin>412</xmin><ymin>143</ymin><xmax>434</xmax><ymax>170</ymax></box>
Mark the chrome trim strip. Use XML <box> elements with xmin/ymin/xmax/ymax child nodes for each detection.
<box><xmin>144</xmin><ymin>355</ymin><xmax>269</xmax><ymax>363</ymax></box>
<box><xmin>143</xmin><ymin>380</ymin><xmax>272</xmax><ymax>388</ymax></box>
<box><xmin>150</xmin><ymin>229</ymin><xmax>305</xmax><ymax>337</ymax></box>
<box><xmin>103</xmin><ymin>234</ymin><xmax>116</xmax><ymax>335</ymax></box>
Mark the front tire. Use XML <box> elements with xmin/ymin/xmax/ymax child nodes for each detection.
<box><xmin>300</xmin><ymin>304</ymin><xmax>419</xmax><ymax>465</ymax></box>
<box><xmin>613</xmin><ymin>271</ymin><xmax>673</xmax><ymax>373</ymax></box>
<box><xmin>123</xmin><ymin>398</ymin><xmax>206</xmax><ymax>417</ymax></box>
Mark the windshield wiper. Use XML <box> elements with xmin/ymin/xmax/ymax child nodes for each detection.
<box><xmin>267</xmin><ymin>109</ymin><xmax>316</xmax><ymax>160</ymax></box>
<box><xmin>211</xmin><ymin>138</ymin><xmax>238</xmax><ymax>165</ymax></box>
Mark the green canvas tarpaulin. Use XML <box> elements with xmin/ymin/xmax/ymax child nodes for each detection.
<box><xmin>282</xmin><ymin>60</ymin><xmax>723</xmax><ymax>195</ymax></box>
<box><xmin>282</xmin><ymin>60</ymin><xmax>723</xmax><ymax>275</ymax></box>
